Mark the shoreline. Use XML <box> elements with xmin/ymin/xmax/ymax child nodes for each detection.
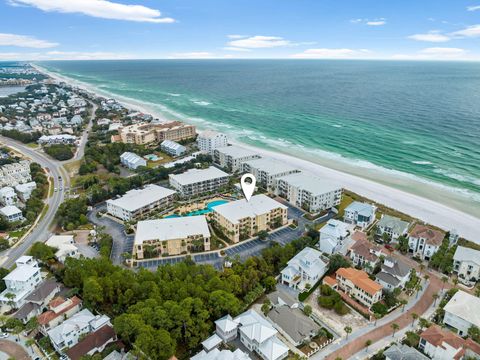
<box><xmin>33</xmin><ymin>64</ymin><xmax>480</xmax><ymax>243</ymax></box>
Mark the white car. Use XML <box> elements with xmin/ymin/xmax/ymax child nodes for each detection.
<box><xmin>0</xmin><ymin>332</ymin><xmax>8</xmax><ymax>338</ymax></box>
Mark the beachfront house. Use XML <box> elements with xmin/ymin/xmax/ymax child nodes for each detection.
<box><xmin>280</xmin><ymin>247</ymin><xmax>327</xmax><ymax>290</ymax></box>
<box><xmin>376</xmin><ymin>215</ymin><xmax>410</xmax><ymax>242</ymax></box>
<box><xmin>408</xmin><ymin>224</ymin><xmax>445</xmax><ymax>260</ymax></box>
<box><xmin>343</xmin><ymin>201</ymin><xmax>376</xmax><ymax>229</ymax></box>
<box><xmin>453</xmin><ymin>246</ymin><xmax>480</xmax><ymax>284</ymax></box>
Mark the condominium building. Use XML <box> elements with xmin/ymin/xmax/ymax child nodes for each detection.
<box><xmin>212</xmin><ymin>194</ymin><xmax>288</xmax><ymax>243</ymax></box>
<box><xmin>118</xmin><ymin>121</ymin><xmax>196</xmax><ymax>145</ymax></box>
<box><xmin>134</xmin><ymin>215</ymin><xmax>211</xmax><ymax>259</ymax></box>
<box><xmin>169</xmin><ymin>166</ymin><xmax>229</xmax><ymax>198</ymax></box>
<box><xmin>335</xmin><ymin>267</ymin><xmax>383</xmax><ymax>308</ymax></box>
<box><xmin>197</xmin><ymin>130</ymin><xmax>228</xmax><ymax>155</ymax></box>
<box><xmin>408</xmin><ymin>224</ymin><xmax>445</xmax><ymax>260</ymax></box>
<box><xmin>106</xmin><ymin>184</ymin><xmax>176</xmax><ymax>221</ymax></box>
<box><xmin>453</xmin><ymin>246</ymin><xmax>480</xmax><ymax>284</ymax></box>
<box><xmin>241</xmin><ymin>158</ymin><xmax>300</xmax><ymax>191</ymax></box>
<box><xmin>0</xmin><ymin>160</ymin><xmax>31</xmax><ymax>187</ymax></box>
<box><xmin>0</xmin><ymin>256</ymin><xmax>42</xmax><ymax>309</ymax></box>
<box><xmin>119</xmin><ymin>152</ymin><xmax>146</xmax><ymax>170</ymax></box>
<box><xmin>274</xmin><ymin>172</ymin><xmax>342</xmax><ymax>213</ymax></box>
<box><xmin>161</xmin><ymin>139</ymin><xmax>186</xmax><ymax>157</ymax></box>
<box><xmin>214</xmin><ymin>145</ymin><xmax>261</xmax><ymax>172</ymax></box>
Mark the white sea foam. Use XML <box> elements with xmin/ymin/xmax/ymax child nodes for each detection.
<box><xmin>168</xmin><ymin>93</ymin><xmax>181</xmax><ymax>97</ymax></box>
<box><xmin>433</xmin><ymin>168</ymin><xmax>480</xmax><ymax>187</ymax></box>
<box><xmin>191</xmin><ymin>100</ymin><xmax>211</xmax><ymax>106</ymax></box>
<box><xmin>331</xmin><ymin>124</ymin><xmax>343</xmax><ymax>128</ymax></box>
<box><xmin>412</xmin><ymin>161</ymin><xmax>433</xmax><ymax>165</ymax></box>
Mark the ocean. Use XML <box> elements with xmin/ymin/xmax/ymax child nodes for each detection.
<box><xmin>36</xmin><ymin>60</ymin><xmax>480</xmax><ymax>217</ymax></box>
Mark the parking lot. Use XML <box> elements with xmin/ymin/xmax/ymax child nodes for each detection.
<box><xmin>268</xmin><ymin>226</ymin><xmax>302</xmax><ymax>245</ymax></box>
<box><xmin>137</xmin><ymin>256</ymin><xmax>186</xmax><ymax>268</ymax></box>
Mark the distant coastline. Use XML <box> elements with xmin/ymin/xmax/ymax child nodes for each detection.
<box><xmin>32</xmin><ymin>62</ymin><xmax>480</xmax><ymax>243</ymax></box>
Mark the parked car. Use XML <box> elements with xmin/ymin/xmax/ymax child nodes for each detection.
<box><xmin>0</xmin><ymin>332</ymin><xmax>8</xmax><ymax>338</ymax></box>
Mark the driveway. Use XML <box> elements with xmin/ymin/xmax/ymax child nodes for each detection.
<box><xmin>0</xmin><ymin>339</ymin><xmax>30</xmax><ymax>360</ymax></box>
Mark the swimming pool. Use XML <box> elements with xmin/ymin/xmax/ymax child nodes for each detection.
<box><xmin>164</xmin><ymin>200</ymin><xmax>228</xmax><ymax>218</ymax></box>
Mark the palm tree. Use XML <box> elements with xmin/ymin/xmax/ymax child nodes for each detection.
<box><xmin>391</xmin><ymin>323</ymin><xmax>400</xmax><ymax>337</ymax></box>
<box><xmin>411</xmin><ymin>312</ymin><xmax>419</xmax><ymax>327</ymax></box>
<box><xmin>415</xmin><ymin>283</ymin><xmax>423</xmax><ymax>298</ymax></box>
<box><xmin>441</xmin><ymin>276</ymin><xmax>448</xmax><ymax>292</ymax></box>
<box><xmin>432</xmin><ymin>293</ymin><xmax>440</xmax><ymax>306</ymax></box>
<box><xmin>400</xmin><ymin>299</ymin><xmax>408</xmax><ymax>312</ymax></box>
<box><xmin>365</xmin><ymin>339</ymin><xmax>372</xmax><ymax>352</ymax></box>
<box><xmin>418</xmin><ymin>317</ymin><xmax>430</xmax><ymax>330</ymax></box>
<box><xmin>423</xmin><ymin>274</ymin><xmax>430</xmax><ymax>284</ymax></box>
<box><xmin>344</xmin><ymin>326</ymin><xmax>352</xmax><ymax>340</ymax></box>
<box><xmin>453</xmin><ymin>278</ymin><xmax>459</xmax><ymax>288</ymax></box>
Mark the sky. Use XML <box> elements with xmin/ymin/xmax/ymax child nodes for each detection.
<box><xmin>1</xmin><ymin>0</ymin><xmax>480</xmax><ymax>61</ymax></box>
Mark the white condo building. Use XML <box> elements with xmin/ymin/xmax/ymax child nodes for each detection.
<box><xmin>0</xmin><ymin>160</ymin><xmax>31</xmax><ymax>187</ymax></box>
<box><xmin>161</xmin><ymin>139</ymin><xmax>186</xmax><ymax>157</ymax></box>
<box><xmin>197</xmin><ymin>131</ymin><xmax>228</xmax><ymax>155</ymax></box>
<box><xmin>0</xmin><ymin>256</ymin><xmax>42</xmax><ymax>309</ymax></box>
<box><xmin>281</xmin><ymin>247</ymin><xmax>327</xmax><ymax>290</ymax></box>
<box><xmin>241</xmin><ymin>158</ymin><xmax>300</xmax><ymax>191</ymax></box>
<box><xmin>214</xmin><ymin>146</ymin><xmax>261</xmax><ymax>172</ymax></box>
<box><xmin>134</xmin><ymin>215</ymin><xmax>211</xmax><ymax>259</ymax></box>
<box><xmin>169</xmin><ymin>166</ymin><xmax>229</xmax><ymax>197</ymax></box>
<box><xmin>274</xmin><ymin>172</ymin><xmax>342</xmax><ymax>213</ymax></box>
<box><xmin>443</xmin><ymin>290</ymin><xmax>480</xmax><ymax>336</ymax></box>
<box><xmin>453</xmin><ymin>246</ymin><xmax>480</xmax><ymax>284</ymax></box>
<box><xmin>106</xmin><ymin>184</ymin><xmax>176</xmax><ymax>221</ymax></box>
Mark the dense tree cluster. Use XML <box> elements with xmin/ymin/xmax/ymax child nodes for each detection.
<box><xmin>23</xmin><ymin>162</ymin><xmax>49</xmax><ymax>222</ymax></box>
<box><xmin>44</xmin><ymin>144</ymin><xmax>74</xmax><ymax>161</ymax></box>
<box><xmin>56</xmin><ymin>197</ymin><xmax>89</xmax><ymax>230</ymax></box>
<box><xmin>29</xmin><ymin>242</ymin><xmax>56</xmax><ymax>262</ymax></box>
<box><xmin>317</xmin><ymin>284</ymin><xmax>350</xmax><ymax>315</ymax></box>
<box><xmin>1</xmin><ymin>129</ymin><xmax>41</xmax><ymax>144</ymax></box>
<box><xmin>57</xmin><ymin>235</ymin><xmax>316</xmax><ymax>359</ymax></box>
<box><xmin>429</xmin><ymin>238</ymin><xmax>456</xmax><ymax>275</ymax></box>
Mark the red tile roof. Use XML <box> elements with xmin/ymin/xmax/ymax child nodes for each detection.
<box><xmin>409</xmin><ymin>224</ymin><xmax>445</xmax><ymax>246</ymax></box>
<box><xmin>38</xmin><ymin>296</ymin><xmax>82</xmax><ymax>325</ymax></box>
<box><xmin>336</xmin><ymin>267</ymin><xmax>383</xmax><ymax>295</ymax></box>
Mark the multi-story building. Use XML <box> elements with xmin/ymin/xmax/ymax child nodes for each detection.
<box><xmin>161</xmin><ymin>139</ymin><xmax>186</xmax><ymax>157</ymax></box>
<box><xmin>375</xmin><ymin>257</ymin><xmax>411</xmax><ymax>291</ymax></box>
<box><xmin>281</xmin><ymin>247</ymin><xmax>327</xmax><ymax>290</ymax></box>
<box><xmin>15</xmin><ymin>181</ymin><xmax>36</xmax><ymax>202</ymax></box>
<box><xmin>241</xmin><ymin>158</ymin><xmax>300</xmax><ymax>191</ymax></box>
<box><xmin>134</xmin><ymin>215</ymin><xmax>211</xmax><ymax>259</ymax></box>
<box><xmin>318</xmin><ymin>219</ymin><xmax>352</xmax><ymax>255</ymax></box>
<box><xmin>0</xmin><ymin>205</ymin><xmax>23</xmax><ymax>222</ymax></box>
<box><xmin>197</xmin><ymin>130</ymin><xmax>228</xmax><ymax>155</ymax></box>
<box><xmin>343</xmin><ymin>201</ymin><xmax>376</xmax><ymax>229</ymax></box>
<box><xmin>274</xmin><ymin>172</ymin><xmax>342</xmax><ymax>213</ymax></box>
<box><xmin>38</xmin><ymin>296</ymin><xmax>83</xmax><ymax>334</ymax></box>
<box><xmin>212</xmin><ymin>194</ymin><xmax>288</xmax><ymax>243</ymax></box>
<box><xmin>214</xmin><ymin>145</ymin><xmax>261</xmax><ymax>172</ymax></box>
<box><xmin>0</xmin><ymin>186</ymin><xmax>17</xmax><ymax>206</ymax></box>
<box><xmin>376</xmin><ymin>215</ymin><xmax>410</xmax><ymax>242</ymax></box>
<box><xmin>0</xmin><ymin>160</ymin><xmax>31</xmax><ymax>187</ymax></box>
<box><xmin>384</xmin><ymin>344</ymin><xmax>429</xmax><ymax>360</ymax></box>
<box><xmin>0</xmin><ymin>256</ymin><xmax>42</xmax><ymax>309</ymax></box>
<box><xmin>453</xmin><ymin>246</ymin><xmax>480</xmax><ymax>284</ymax></box>
<box><xmin>169</xmin><ymin>166</ymin><xmax>230</xmax><ymax>198</ymax></box>
<box><xmin>443</xmin><ymin>290</ymin><xmax>480</xmax><ymax>336</ymax></box>
<box><xmin>47</xmin><ymin>309</ymin><xmax>110</xmax><ymax>353</ymax></box>
<box><xmin>349</xmin><ymin>237</ymin><xmax>383</xmax><ymax>272</ymax></box>
<box><xmin>106</xmin><ymin>184</ymin><xmax>176</xmax><ymax>221</ymax></box>
<box><xmin>419</xmin><ymin>324</ymin><xmax>480</xmax><ymax>360</ymax></box>
<box><xmin>335</xmin><ymin>267</ymin><xmax>383</xmax><ymax>309</ymax></box>
<box><xmin>119</xmin><ymin>151</ymin><xmax>146</xmax><ymax>170</ymax></box>
<box><xmin>117</xmin><ymin>121</ymin><xmax>196</xmax><ymax>145</ymax></box>
<box><xmin>45</xmin><ymin>235</ymin><xmax>79</xmax><ymax>264</ymax></box>
<box><xmin>408</xmin><ymin>224</ymin><xmax>445</xmax><ymax>260</ymax></box>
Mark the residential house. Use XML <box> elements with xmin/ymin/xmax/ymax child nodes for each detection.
<box><xmin>443</xmin><ymin>290</ymin><xmax>480</xmax><ymax>336</ymax></box>
<box><xmin>0</xmin><ymin>256</ymin><xmax>42</xmax><ymax>309</ymax></box>
<box><xmin>15</xmin><ymin>181</ymin><xmax>36</xmax><ymax>202</ymax></box>
<box><xmin>133</xmin><ymin>215</ymin><xmax>211</xmax><ymax>259</ymax></box>
<box><xmin>375</xmin><ymin>257</ymin><xmax>411</xmax><ymax>291</ymax></box>
<box><xmin>65</xmin><ymin>325</ymin><xmax>117</xmax><ymax>360</ymax></box>
<box><xmin>419</xmin><ymin>324</ymin><xmax>480</xmax><ymax>360</ymax></box>
<box><xmin>0</xmin><ymin>205</ymin><xmax>23</xmax><ymax>222</ymax></box>
<box><xmin>349</xmin><ymin>237</ymin><xmax>383</xmax><ymax>272</ymax></box>
<box><xmin>335</xmin><ymin>267</ymin><xmax>383</xmax><ymax>309</ymax></box>
<box><xmin>280</xmin><ymin>247</ymin><xmax>327</xmax><ymax>291</ymax></box>
<box><xmin>160</xmin><ymin>139</ymin><xmax>186</xmax><ymax>157</ymax></box>
<box><xmin>384</xmin><ymin>344</ymin><xmax>429</xmax><ymax>360</ymax></box>
<box><xmin>318</xmin><ymin>219</ymin><xmax>352</xmax><ymax>255</ymax></box>
<box><xmin>197</xmin><ymin>130</ymin><xmax>228</xmax><ymax>155</ymax></box>
<box><xmin>119</xmin><ymin>152</ymin><xmax>147</xmax><ymax>170</ymax></box>
<box><xmin>274</xmin><ymin>172</ymin><xmax>343</xmax><ymax>213</ymax></box>
<box><xmin>408</xmin><ymin>224</ymin><xmax>445</xmax><ymax>260</ymax></box>
<box><xmin>191</xmin><ymin>348</ymin><xmax>250</xmax><ymax>360</ymax></box>
<box><xmin>212</xmin><ymin>194</ymin><xmax>288</xmax><ymax>243</ymax></box>
<box><xmin>343</xmin><ymin>202</ymin><xmax>376</xmax><ymax>229</ymax></box>
<box><xmin>45</xmin><ymin>235</ymin><xmax>80</xmax><ymax>263</ymax></box>
<box><xmin>453</xmin><ymin>246</ymin><xmax>480</xmax><ymax>284</ymax></box>
<box><xmin>215</xmin><ymin>315</ymin><xmax>240</xmax><ymax>342</ymax></box>
<box><xmin>13</xmin><ymin>279</ymin><xmax>60</xmax><ymax>323</ymax></box>
<box><xmin>169</xmin><ymin>166</ymin><xmax>230</xmax><ymax>198</ymax></box>
<box><xmin>38</xmin><ymin>296</ymin><xmax>83</xmax><ymax>334</ymax></box>
<box><xmin>106</xmin><ymin>184</ymin><xmax>176</xmax><ymax>221</ymax></box>
<box><xmin>0</xmin><ymin>186</ymin><xmax>17</xmax><ymax>205</ymax></box>
<box><xmin>47</xmin><ymin>309</ymin><xmax>110</xmax><ymax>352</ymax></box>
<box><xmin>214</xmin><ymin>145</ymin><xmax>261</xmax><ymax>172</ymax></box>
<box><xmin>376</xmin><ymin>215</ymin><xmax>410</xmax><ymax>242</ymax></box>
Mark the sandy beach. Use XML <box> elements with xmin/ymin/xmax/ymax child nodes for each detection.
<box><xmin>33</xmin><ymin>64</ymin><xmax>480</xmax><ymax>244</ymax></box>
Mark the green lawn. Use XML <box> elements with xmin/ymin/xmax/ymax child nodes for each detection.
<box><xmin>337</xmin><ymin>194</ymin><xmax>355</xmax><ymax>218</ymax></box>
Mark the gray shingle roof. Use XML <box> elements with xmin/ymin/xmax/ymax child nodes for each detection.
<box><xmin>383</xmin><ymin>344</ymin><xmax>429</xmax><ymax>360</ymax></box>
<box><xmin>268</xmin><ymin>306</ymin><xmax>319</xmax><ymax>344</ymax></box>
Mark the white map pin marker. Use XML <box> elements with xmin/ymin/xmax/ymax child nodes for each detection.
<box><xmin>241</xmin><ymin>173</ymin><xmax>256</xmax><ymax>202</ymax></box>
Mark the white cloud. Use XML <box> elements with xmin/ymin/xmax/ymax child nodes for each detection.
<box><xmin>408</xmin><ymin>31</ymin><xmax>450</xmax><ymax>42</ymax></box>
<box><xmin>0</xmin><ymin>51</ymin><xmax>132</xmax><ymax>60</ymax></box>
<box><xmin>168</xmin><ymin>52</ymin><xmax>216</xmax><ymax>59</ymax></box>
<box><xmin>419</xmin><ymin>47</ymin><xmax>466</xmax><ymax>56</ymax></box>
<box><xmin>467</xmin><ymin>5</ymin><xmax>480</xmax><ymax>11</ymax></box>
<box><xmin>8</xmin><ymin>0</ymin><xmax>175</xmax><ymax>23</ymax></box>
<box><xmin>451</xmin><ymin>24</ymin><xmax>480</xmax><ymax>38</ymax></box>
<box><xmin>227</xmin><ymin>35</ymin><xmax>247</xmax><ymax>39</ymax></box>
<box><xmin>290</xmin><ymin>48</ymin><xmax>370</xmax><ymax>59</ymax></box>
<box><xmin>223</xmin><ymin>47</ymin><xmax>251</xmax><ymax>52</ymax></box>
<box><xmin>392</xmin><ymin>47</ymin><xmax>468</xmax><ymax>60</ymax></box>
<box><xmin>0</xmin><ymin>33</ymin><xmax>58</xmax><ymax>48</ymax></box>
<box><xmin>228</xmin><ymin>35</ymin><xmax>291</xmax><ymax>49</ymax></box>
<box><xmin>351</xmin><ymin>18</ymin><xmax>386</xmax><ymax>26</ymax></box>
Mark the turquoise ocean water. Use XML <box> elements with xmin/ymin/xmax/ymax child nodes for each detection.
<box><xmin>37</xmin><ymin>60</ymin><xmax>480</xmax><ymax>216</ymax></box>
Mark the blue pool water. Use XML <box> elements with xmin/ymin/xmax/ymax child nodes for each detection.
<box><xmin>164</xmin><ymin>200</ymin><xmax>228</xmax><ymax>218</ymax></box>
